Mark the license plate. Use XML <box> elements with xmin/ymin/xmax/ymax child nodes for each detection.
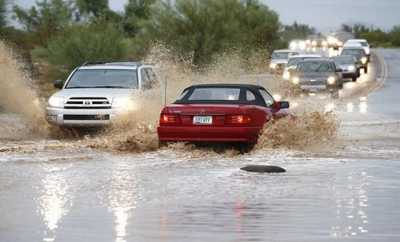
<box><xmin>193</xmin><ymin>116</ymin><xmax>213</xmax><ymax>125</ymax></box>
<box><xmin>301</xmin><ymin>85</ymin><xmax>326</xmax><ymax>91</ymax></box>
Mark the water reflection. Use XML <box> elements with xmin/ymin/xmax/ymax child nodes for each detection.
<box><xmin>108</xmin><ymin>163</ymin><xmax>137</xmax><ymax>242</ymax></box>
<box><xmin>38</xmin><ymin>167</ymin><xmax>71</xmax><ymax>242</ymax></box>
<box><xmin>331</xmin><ymin>171</ymin><xmax>370</xmax><ymax>238</ymax></box>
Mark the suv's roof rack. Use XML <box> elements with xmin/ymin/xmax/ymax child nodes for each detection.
<box><xmin>82</xmin><ymin>61</ymin><xmax>144</xmax><ymax>67</ymax></box>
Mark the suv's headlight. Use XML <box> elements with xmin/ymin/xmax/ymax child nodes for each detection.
<box><xmin>113</xmin><ymin>97</ymin><xmax>136</xmax><ymax>111</ymax></box>
<box><xmin>292</xmin><ymin>77</ymin><xmax>300</xmax><ymax>85</ymax></box>
<box><xmin>270</xmin><ymin>63</ymin><xmax>277</xmax><ymax>69</ymax></box>
<box><xmin>348</xmin><ymin>65</ymin><xmax>355</xmax><ymax>71</ymax></box>
<box><xmin>283</xmin><ymin>71</ymin><xmax>290</xmax><ymax>80</ymax></box>
<box><xmin>48</xmin><ymin>96</ymin><xmax>64</xmax><ymax>108</ymax></box>
<box><xmin>327</xmin><ymin>76</ymin><xmax>336</xmax><ymax>85</ymax></box>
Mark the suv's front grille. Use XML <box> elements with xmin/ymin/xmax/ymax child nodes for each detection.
<box><xmin>64</xmin><ymin>115</ymin><xmax>110</xmax><ymax>121</ymax></box>
<box><xmin>64</xmin><ymin>97</ymin><xmax>111</xmax><ymax>109</ymax></box>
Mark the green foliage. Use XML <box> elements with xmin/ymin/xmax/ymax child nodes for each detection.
<box><xmin>13</xmin><ymin>0</ymin><xmax>74</xmax><ymax>46</ymax></box>
<box><xmin>0</xmin><ymin>0</ymin><xmax>6</xmax><ymax>29</ymax></box>
<box><xmin>389</xmin><ymin>26</ymin><xmax>400</xmax><ymax>47</ymax></box>
<box><xmin>45</xmin><ymin>23</ymin><xmax>127</xmax><ymax>72</ymax></box>
<box><xmin>341</xmin><ymin>24</ymin><xmax>400</xmax><ymax>48</ymax></box>
<box><xmin>123</xmin><ymin>0</ymin><xmax>156</xmax><ymax>36</ymax></box>
<box><xmin>281</xmin><ymin>22</ymin><xmax>316</xmax><ymax>42</ymax></box>
<box><xmin>76</xmin><ymin>0</ymin><xmax>108</xmax><ymax>17</ymax></box>
<box><xmin>140</xmin><ymin>0</ymin><xmax>280</xmax><ymax>66</ymax></box>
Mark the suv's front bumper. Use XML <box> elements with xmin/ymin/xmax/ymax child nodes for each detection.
<box><xmin>46</xmin><ymin>107</ymin><xmax>124</xmax><ymax>127</ymax></box>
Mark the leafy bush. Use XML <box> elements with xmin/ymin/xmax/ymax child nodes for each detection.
<box><xmin>46</xmin><ymin>23</ymin><xmax>128</xmax><ymax>71</ymax></box>
<box><xmin>139</xmin><ymin>0</ymin><xmax>280</xmax><ymax>66</ymax></box>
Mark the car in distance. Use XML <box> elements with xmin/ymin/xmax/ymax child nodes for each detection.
<box><xmin>290</xmin><ymin>59</ymin><xmax>344</xmax><ymax>97</ymax></box>
<box><xmin>331</xmin><ymin>55</ymin><xmax>360</xmax><ymax>82</ymax></box>
<box><xmin>340</xmin><ymin>47</ymin><xmax>369</xmax><ymax>73</ymax></box>
<box><xmin>344</xmin><ymin>39</ymin><xmax>371</xmax><ymax>60</ymax></box>
<box><xmin>157</xmin><ymin>84</ymin><xmax>290</xmax><ymax>151</ymax></box>
<box><xmin>47</xmin><ymin>62</ymin><xmax>158</xmax><ymax>127</ymax></box>
<box><xmin>282</xmin><ymin>54</ymin><xmax>322</xmax><ymax>80</ymax></box>
<box><xmin>269</xmin><ymin>49</ymin><xmax>299</xmax><ymax>74</ymax></box>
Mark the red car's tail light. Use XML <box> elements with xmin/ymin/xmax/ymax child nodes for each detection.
<box><xmin>226</xmin><ymin>115</ymin><xmax>251</xmax><ymax>125</ymax></box>
<box><xmin>160</xmin><ymin>114</ymin><xmax>180</xmax><ymax>125</ymax></box>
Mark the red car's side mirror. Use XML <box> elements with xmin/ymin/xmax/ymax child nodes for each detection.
<box><xmin>274</xmin><ymin>101</ymin><xmax>290</xmax><ymax>110</ymax></box>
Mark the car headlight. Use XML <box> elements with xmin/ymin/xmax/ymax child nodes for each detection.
<box><xmin>299</xmin><ymin>41</ymin><xmax>306</xmax><ymax>50</ymax></box>
<box><xmin>270</xmin><ymin>63</ymin><xmax>277</xmax><ymax>69</ymax></box>
<box><xmin>348</xmin><ymin>65</ymin><xmax>355</xmax><ymax>71</ymax></box>
<box><xmin>283</xmin><ymin>71</ymin><xmax>290</xmax><ymax>80</ymax></box>
<box><xmin>48</xmin><ymin>96</ymin><xmax>64</xmax><ymax>108</ymax></box>
<box><xmin>365</xmin><ymin>49</ymin><xmax>370</xmax><ymax>55</ymax></box>
<box><xmin>113</xmin><ymin>97</ymin><xmax>137</xmax><ymax>112</ymax></box>
<box><xmin>361</xmin><ymin>57</ymin><xmax>367</xmax><ymax>64</ymax></box>
<box><xmin>292</xmin><ymin>77</ymin><xmax>300</xmax><ymax>85</ymax></box>
<box><xmin>327</xmin><ymin>76</ymin><xmax>336</xmax><ymax>85</ymax></box>
<box><xmin>289</xmin><ymin>42</ymin><xmax>297</xmax><ymax>50</ymax></box>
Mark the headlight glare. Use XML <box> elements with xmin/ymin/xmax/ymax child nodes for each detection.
<box><xmin>327</xmin><ymin>76</ymin><xmax>336</xmax><ymax>85</ymax></box>
<box><xmin>292</xmin><ymin>77</ymin><xmax>300</xmax><ymax>85</ymax></box>
<box><xmin>270</xmin><ymin>63</ymin><xmax>277</xmax><ymax>69</ymax></box>
<box><xmin>48</xmin><ymin>96</ymin><xmax>64</xmax><ymax>108</ymax></box>
<box><xmin>113</xmin><ymin>97</ymin><xmax>136</xmax><ymax>112</ymax></box>
<box><xmin>283</xmin><ymin>71</ymin><xmax>290</xmax><ymax>80</ymax></box>
<box><xmin>361</xmin><ymin>57</ymin><xmax>367</xmax><ymax>64</ymax></box>
<box><xmin>348</xmin><ymin>65</ymin><xmax>355</xmax><ymax>71</ymax></box>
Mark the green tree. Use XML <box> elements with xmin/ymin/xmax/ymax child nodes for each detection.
<box><xmin>46</xmin><ymin>23</ymin><xmax>127</xmax><ymax>71</ymax></box>
<box><xmin>281</xmin><ymin>22</ymin><xmax>316</xmax><ymax>42</ymax></box>
<box><xmin>140</xmin><ymin>0</ymin><xmax>280</xmax><ymax>66</ymax></box>
<box><xmin>76</xmin><ymin>0</ymin><xmax>108</xmax><ymax>18</ymax></box>
<box><xmin>123</xmin><ymin>0</ymin><xmax>156</xmax><ymax>36</ymax></box>
<box><xmin>0</xmin><ymin>0</ymin><xmax>6</xmax><ymax>29</ymax></box>
<box><xmin>390</xmin><ymin>26</ymin><xmax>400</xmax><ymax>47</ymax></box>
<box><xmin>13</xmin><ymin>0</ymin><xmax>74</xmax><ymax>45</ymax></box>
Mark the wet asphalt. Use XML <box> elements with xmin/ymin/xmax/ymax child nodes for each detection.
<box><xmin>1</xmin><ymin>49</ymin><xmax>400</xmax><ymax>242</ymax></box>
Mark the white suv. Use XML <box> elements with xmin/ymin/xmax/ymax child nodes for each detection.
<box><xmin>344</xmin><ymin>39</ymin><xmax>371</xmax><ymax>60</ymax></box>
<box><xmin>47</xmin><ymin>62</ymin><xmax>158</xmax><ymax>127</ymax></box>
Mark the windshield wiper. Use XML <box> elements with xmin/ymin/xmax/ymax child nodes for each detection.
<box><xmin>67</xmin><ymin>86</ymin><xmax>129</xmax><ymax>89</ymax></box>
<box><xmin>90</xmin><ymin>86</ymin><xmax>129</xmax><ymax>88</ymax></box>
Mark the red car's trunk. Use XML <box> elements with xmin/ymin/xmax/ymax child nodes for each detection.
<box><xmin>160</xmin><ymin>104</ymin><xmax>251</xmax><ymax>127</ymax></box>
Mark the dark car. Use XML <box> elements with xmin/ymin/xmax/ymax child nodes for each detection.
<box><xmin>332</xmin><ymin>55</ymin><xmax>361</xmax><ymax>82</ymax></box>
<box><xmin>290</xmin><ymin>59</ymin><xmax>344</xmax><ymax>97</ymax></box>
<box><xmin>157</xmin><ymin>84</ymin><xmax>290</xmax><ymax>151</ymax></box>
<box><xmin>340</xmin><ymin>47</ymin><xmax>369</xmax><ymax>73</ymax></box>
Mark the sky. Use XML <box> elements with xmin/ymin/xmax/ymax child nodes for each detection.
<box><xmin>13</xmin><ymin>0</ymin><xmax>400</xmax><ymax>31</ymax></box>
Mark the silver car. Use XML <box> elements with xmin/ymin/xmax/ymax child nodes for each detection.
<box><xmin>46</xmin><ymin>62</ymin><xmax>158</xmax><ymax>127</ymax></box>
<box><xmin>269</xmin><ymin>49</ymin><xmax>299</xmax><ymax>74</ymax></box>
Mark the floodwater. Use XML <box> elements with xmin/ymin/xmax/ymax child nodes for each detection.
<box><xmin>1</xmin><ymin>49</ymin><xmax>400</xmax><ymax>242</ymax></box>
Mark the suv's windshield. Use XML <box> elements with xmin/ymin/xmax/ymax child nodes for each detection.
<box><xmin>298</xmin><ymin>61</ymin><xmax>334</xmax><ymax>73</ymax></box>
<box><xmin>66</xmin><ymin>69</ymin><xmax>138</xmax><ymax>89</ymax></box>
<box><xmin>341</xmin><ymin>49</ymin><xmax>365</xmax><ymax>58</ymax></box>
<box><xmin>287</xmin><ymin>57</ymin><xmax>317</xmax><ymax>67</ymax></box>
<box><xmin>333</xmin><ymin>56</ymin><xmax>355</xmax><ymax>65</ymax></box>
<box><xmin>272</xmin><ymin>52</ymin><xmax>289</xmax><ymax>59</ymax></box>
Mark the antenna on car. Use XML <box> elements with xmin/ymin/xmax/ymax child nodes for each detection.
<box><xmin>164</xmin><ymin>76</ymin><xmax>168</xmax><ymax>106</ymax></box>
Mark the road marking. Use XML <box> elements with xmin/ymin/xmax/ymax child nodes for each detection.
<box><xmin>372</xmin><ymin>50</ymin><xmax>388</xmax><ymax>92</ymax></box>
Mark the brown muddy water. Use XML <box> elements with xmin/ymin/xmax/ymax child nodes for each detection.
<box><xmin>1</xmin><ymin>46</ymin><xmax>400</xmax><ymax>242</ymax></box>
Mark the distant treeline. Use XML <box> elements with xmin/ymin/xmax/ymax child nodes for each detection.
<box><xmin>341</xmin><ymin>24</ymin><xmax>400</xmax><ymax>48</ymax></box>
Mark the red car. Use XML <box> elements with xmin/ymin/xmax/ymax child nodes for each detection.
<box><xmin>157</xmin><ymin>84</ymin><xmax>290</xmax><ymax>149</ymax></box>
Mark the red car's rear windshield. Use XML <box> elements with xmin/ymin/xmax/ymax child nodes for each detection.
<box><xmin>187</xmin><ymin>88</ymin><xmax>241</xmax><ymax>101</ymax></box>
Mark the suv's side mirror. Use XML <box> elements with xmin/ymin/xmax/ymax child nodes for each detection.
<box><xmin>54</xmin><ymin>80</ymin><xmax>64</xmax><ymax>89</ymax></box>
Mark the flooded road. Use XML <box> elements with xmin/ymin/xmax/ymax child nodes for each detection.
<box><xmin>1</xmin><ymin>49</ymin><xmax>400</xmax><ymax>242</ymax></box>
